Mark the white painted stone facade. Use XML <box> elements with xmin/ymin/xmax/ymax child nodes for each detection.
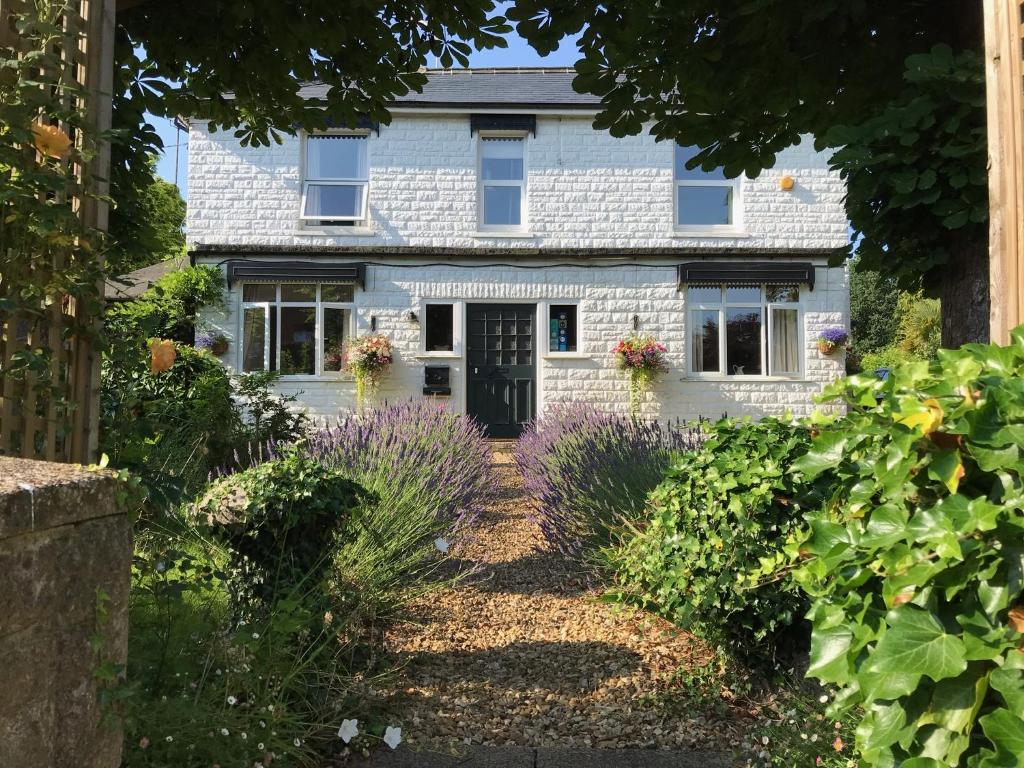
<box><xmin>189</xmin><ymin>110</ymin><xmax>851</xmax><ymax>425</ymax></box>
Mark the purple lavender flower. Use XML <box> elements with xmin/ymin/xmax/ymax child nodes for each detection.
<box><xmin>515</xmin><ymin>404</ymin><xmax>704</xmax><ymax>556</ymax></box>
<box><xmin>818</xmin><ymin>327</ymin><xmax>849</xmax><ymax>345</ymax></box>
<box><xmin>194</xmin><ymin>330</ymin><xmax>217</xmax><ymax>350</ymax></box>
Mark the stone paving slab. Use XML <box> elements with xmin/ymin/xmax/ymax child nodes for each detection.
<box><xmin>349</xmin><ymin>746</ymin><xmax>733</xmax><ymax>767</ymax></box>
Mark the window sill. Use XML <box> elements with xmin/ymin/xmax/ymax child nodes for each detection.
<box><xmin>414</xmin><ymin>352</ymin><xmax>462</xmax><ymax>360</ymax></box>
<box><xmin>471</xmin><ymin>231</ymin><xmax>536</xmax><ymax>239</ymax></box>
<box><xmin>671</xmin><ymin>229</ymin><xmax>750</xmax><ymax>238</ymax></box>
<box><xmin>541</xmin><ymin>352</ymin><xmax>590</xmax><ymax>360</ymax></box>
<box><xmin>294</xmin><ymin>227</ymin><xmax>375</xmax><ymax>237</ymax></box>
<box><xmin>272</xmin><ymin>375</ymin><xmax>355</xmax><ymax>383</ymax></box>
<box><xmin>681</xmin><ymin>376</ymin><xmax>807</xmax><ymax>383</ymax></box>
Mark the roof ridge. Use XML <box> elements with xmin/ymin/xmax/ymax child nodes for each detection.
<box><xmin>421</xmin><ymin>66</ymin><xmax>576</xmax><ymax>75</ymax></box>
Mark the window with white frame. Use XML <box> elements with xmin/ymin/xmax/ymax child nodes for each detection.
<box><xmin>240</xmin><ymin>283</ymin><xmax>355</xmax><ymax>377</ymax></box>
<box><xmin>688</xmin><ymin>284</ymin><xmax>801</xmax><ymax>377</ymax></box>
<box><xmin>422</xmin><ymin>302</ymin><xmax>460</xmax><ymax>354</ymax></box>
<box><xmin>674</xmin><ymin>145</ymin><xmax>740</xmax><ymax>230</ymax></box>
<box><xmin>479</xmin><ymin>136</ymin><xmax>526</xmax><ymax>229</ymax></box>
<box><xmin>301</xmin><ymin>134</ymin><xmax>369</xmax><ymax>223</ymax></box>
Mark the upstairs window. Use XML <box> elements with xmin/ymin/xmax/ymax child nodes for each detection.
<box><xmin>241</xmin><ymin>283</ymin><xmax>355</xmax><ymax>377</ymax></box>
<box><xmin>688</xmin><ymin>284</ymin><xmax>801</xmax><ymax>377</ymax></box>
<box><xmin>674</xmin><ymin>146</ymin><xmax>740</xmax><ymax>230</ymax></box>
<box><xmin>302</xmin><ymin>134</ymin><xmax>369</xmax><ymax>223</ymax></box>
<box><xmin>479</xmin><ymin>136</ymin><xmax>526</xmax><ymax>229</ymax></box>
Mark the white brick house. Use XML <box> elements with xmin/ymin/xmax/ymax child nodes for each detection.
<box><xmin>188</xmin><ymin>68</ymin><xmax>850</xmax><ymax>437</ymax></box>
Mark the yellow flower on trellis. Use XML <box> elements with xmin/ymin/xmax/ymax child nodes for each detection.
<box><xmin>31</xmin><ymin>122</ymin><xmax>71</xmax><ymax>159</ymax></box>
<box><xmin>149</xmin><ymin>339</ymin><xmax>176</xmax><ymax>374</ymax></box>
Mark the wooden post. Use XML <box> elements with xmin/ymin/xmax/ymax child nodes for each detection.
<box><xmin>985</xmin><ymin>0</ymin><xmax>1024</xmax><ymax>344</ymax></box>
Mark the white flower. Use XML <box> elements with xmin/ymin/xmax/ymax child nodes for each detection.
<box><xmin>221</xmin><ymin>728</ymin><xmax>230</xmax><ymax>736</ymax></box>
<box><xmin>337</xmin><ymin>719</ymin><xmax>359</xmax><ymax>743</ymax></box>
<box><xmin>434</xmin><ymin>537</ymin><xmax>450</xmax><ymax>554</ymax></box>
<box><xmin>227</xmin><ymin>695</ymin><xmax>237</xmax><ymax>705</ymax></box>
<box><xmin>258</xmin><ymin>743</ymin><xmax>265</xmax><ymax>750</ymax></box>
<box><xmin>294</xmin><ymin>738</ymin><xmax>301</xmax><ymax>747</ymax></box>
<box><xmin>165</xmin><ymin>736</ymin><xmax>173</xmax><ymax>742</ymax></box>
<box><xmin>383</xmin><ymin>725</ymin><xmax>402</xmax><ymax>750</ymax></box>
<box><xmin>252</xmin><ymin>632</ymin><xmax>260</xmax><ymax>640</ymax></box>
<box><xmin>267</xmin><ymin>704</ymin><xmax>274</xmax><ymax>712</ymax></box>
<box><xmin>241</xmin><ymin>732</ymin><xmax>247</xmax><ymax>740</ymax></box>
<box><xmin>819</xmin><ymin>694</ymin><xmax>828</xmax><ymax>703</ymax></box>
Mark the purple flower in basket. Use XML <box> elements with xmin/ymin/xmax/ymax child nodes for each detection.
<box><xmin>818</xmin><ymin>327</ymin><xmax>849</xmax><ymax>346</ymax></box>
<box><xmin>194</xmin><ymin>330</ymin><xmax>216</xmax><ymax>350</ymax></box>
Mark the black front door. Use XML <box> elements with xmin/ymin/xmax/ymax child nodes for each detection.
<box><xmin>466</xmin><ymin>303</ymin><xmax>536</xmax><ymax>438</ymax></box>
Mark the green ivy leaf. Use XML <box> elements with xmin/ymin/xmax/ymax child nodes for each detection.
<box><xmin>792</xmin><ymin>431</ymin><xmax>848</xmax><ymax>480</ymax></box>
<box><xmin>864</xmin><ymin>606</ymin><xmax>967</xmax><ymax>693</ymax></box>
<box><xmin>979</xmin><ymin>709</ymin><xmax>1024</xmax><ymax>766</ymax></box>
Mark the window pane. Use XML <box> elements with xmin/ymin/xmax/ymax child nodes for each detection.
<box><xmin>481</xmin><ymin>138</ymin><xmax>524</xmax><ymax>180</ymax></box>
<box><xmin>726</xmin><ymin>285</ymin><xmax>762</xmax><ymax>303</ymax></box>
<box><xmin>323</xmin><ymin>307</ymin><xmax>350</xmax><ymax>372</ymax></box>
<box><xmin>766</xmin><ymin>285</ymin><xmax>800</xmax><ymax>303</ymax></box>
<box><xmin>321</xmin><ymin>284</ymin><xmax>354</xmax><ymax>302</ymax></box>
<box><xmin>306</xmin><ymin>135</ymin><xmax>368</xmax><ymax>179</ymax></box>
<box><xmin>303</xmin><ymin>183</ymin><xmax>364</xmax><ymax>219</ymax></box>
<box><xmin>483</xmin><ymin>185</ymin><xmax>522</xmax><ymax>226</ymax></box>
<box><xmin>280</xmin><ymin>307</ymin><xmax>315</xmax><ymax>375</ymax></box>
<box><xmin>425</xmin><ymin>304</ymin><xmax>455</xmax><ymax>352</ymax></box>
<box><xmin>688</xmin><ymin>285</ymin><xmax>722</xmax><ymax>305</ymax></box>
<box><xmin>677</xmin><ymin>186</ymin><xmax>732</xmax><ymax>226</ymax></box>
<box><xmin>771</xmin><ymin>307</ymin><xmax>800</xmax><ymax>375</ymax></box>
<box><xmin>242</xmin><ymin>306</ymin><xmax>267</xmax><ymax>372</ymax></box>
<box><xmin>281</xmin><ymin>284</ymin><xmax>315</xmax><ymax>301</ymax></box>
<box><xmin>243</xmin><ymin>284</ymin><xmax>275</xmax><ymax>302</ymax></box>
<box><xmin>691</xmin><ymin>309</ymin><xmax>720</xmax><ymax>373</ymax></box>
<box><xmin>675</xmin><ymin>145</ymin><xmax>727</xmax><ymax>180</ymax></box>
<box><xmin>726</xmin><ymin>307</ymin><xmax>763</xmax><ymax>375</ymax></box>
<box><xmin>549</xmin><ymin>305</ymin><xmax>578</xmax><ymax>352</ymax></box>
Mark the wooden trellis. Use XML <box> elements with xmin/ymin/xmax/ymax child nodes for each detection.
<box><xmin>985</xmin><ymin>0</ymin><xmax>1024</xmax><ymax>344</ymax></box>
<box><xmin>0</xmin><ymin>0</ymin><xmax>114</xmax><ymax>463</ymax></box>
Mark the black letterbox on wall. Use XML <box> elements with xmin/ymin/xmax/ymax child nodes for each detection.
<box><xmin>423</xmin><ymin>366</ymin><xmax>451</xmax><ymax>396</ymax></box>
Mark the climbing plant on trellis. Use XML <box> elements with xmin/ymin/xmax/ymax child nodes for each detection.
<box><xmin>0</xmin><ymin>0</ymin><xmax>114</xmax><ymax>462</ymax></box>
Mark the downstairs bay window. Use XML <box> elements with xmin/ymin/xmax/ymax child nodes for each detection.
<box><xmin>687</xmin><ymin>284</ymin><xmax>801</xmax><ymax>377</ymax></box>
<box><xmin>240</xmin><ymin>283</ymin><xmax>355</xmax><ymax>377</ymax></box>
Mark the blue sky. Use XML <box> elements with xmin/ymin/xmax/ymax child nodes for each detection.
<box><xmin>152</xmin><ymin>16</ymin><xmax>582</xmax><ymax>200</ymax></box>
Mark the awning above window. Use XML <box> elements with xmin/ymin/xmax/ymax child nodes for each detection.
<box><xmin>225</xmin><ymin>260</ymin><xmax>365</xmax><ymax>288</ymax></box>
<box><xmin>470</xmin><ymin>113</ymin><xmax>537</xmax><ymax>136</ymax></box>
<box><xmin>677</xmin><ymin>261</ymin><xmax>816</xmax><ymax>290</ymax></box>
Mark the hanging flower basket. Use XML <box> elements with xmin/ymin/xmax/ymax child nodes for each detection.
<box><xmin>195</xmin><ymin>330</ymin><xmax>229</xmax><ymax>356</ymax></box>
<box><xmin>612</xmin><ymin>333</ymin><xmax>669</xmax><ymax>418</ymax></box>
<box><xmin>343</xmin><ymin>333</ymin><xmax>394</xmax><ymax>411</ymax></box>
<box><xmin>816</xmin><ymin>327</ymin><xmax>849</xmax><ymax>356</ymax></box>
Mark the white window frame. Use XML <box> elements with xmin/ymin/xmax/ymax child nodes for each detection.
<box><xmin>300</xmin><ymin>132</ymin><xmax>370</xmax><ymax>223</ymax></box>
<box><xmin>419</xmin><ymin>299</ymin><xmax>464</xmax><ymax>358</ymax></box>
<box><xmin>539</xmin><ymin>300</ymin><xmax>586</xmax><ymax>358</ymax></box>
<box><xmin>674</xmin><ymin>145</ymin><xmax>743</xmax><ymax>234</ymax></box>
<box><xmin>477</xmin><ymin>132</ymin><xmax>528</xmax><ymax>232</ymax></box>
<box><xmin>239</xmin><ymin>283</ymin><xmax>357</xmax><ymax>379</ymax></box>
<box><xmin>686</xmin><ymin>284</ymin><xmax>802</xmax><ymax>379</ymax></box>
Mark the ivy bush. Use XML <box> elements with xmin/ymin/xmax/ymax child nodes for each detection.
<box><xmin>785</xmin><ymin>328</ymin><xmax>1024</xmax><ymax>766</ymax></box>
<box><xmin>604</xmin><ymin>418</ymin><xmax>832</xmax><ymax>665</ymax></box>
<box><xmin>195</xmin><ymin>448</ymin><xmax>365</xmax><ymax>609</ymax></box>
<box><xmin>515</xmin><ymin>404</ymin><xmax>702</xmax><ymax>556</ymax></box>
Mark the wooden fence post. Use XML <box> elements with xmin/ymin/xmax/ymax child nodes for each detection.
<box><xmin>985</xmin><ymin>0</ymin><xmax>1024</xmax><ymax>344</ymax></box>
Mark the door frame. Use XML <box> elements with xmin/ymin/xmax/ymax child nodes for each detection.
<box><xmin>464</xmin><ymin>301</ymin><xmax>538</xmax><ymax>437</ymax></box>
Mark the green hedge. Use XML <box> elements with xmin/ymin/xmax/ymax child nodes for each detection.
<box><xmin>604</xmin><ymin>417</ymin><xmax>832</xmax><ymax>664</ymax></box>
<box><xmin>786</xmin><ymin>329</ymin><xmax>1024</xmax><ymax>766</ymax></box>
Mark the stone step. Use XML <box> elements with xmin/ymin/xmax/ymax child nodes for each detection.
<box><xmin>349</xmin><ymin>745</ymin><xmax>734</xmax><ymax>768</ymax></box>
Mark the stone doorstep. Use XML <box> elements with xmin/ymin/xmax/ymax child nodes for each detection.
<box><xmin>348</xmin><ymin>745</ymin><xmax>734</xmax><ymax>768</ymax></box>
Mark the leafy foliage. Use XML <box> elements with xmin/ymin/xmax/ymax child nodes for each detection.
<box><xmin>825</xmin><ymin>46</ymin><xmax>987</xmax><ymax>290</ymax></box>
<box><xmin>515</xmin><ymin>405</ymin><xmax>701</xmax><ymax>556</ymax></box>
<box><xmin>105</xmin><ymin>264</ymin><xmax>224</xmax><ymax>344</ymax></box>
<box><xmin>849</xmin><ymin>268</ymin><xmax>900</xmax><ymax>359</ymax></box>
<box><xmin>895</xmin><ymin>291</ymin><xmax>942</xmax><ymax>360</ymax></box>
<box><xmin>106</xmin><ymin>157</ymin><xmax>186</xmax><ymax>275</ymax></box>
<box><xmin>604</xmin><ymin>418</ymin><xmax>831</xmax><ymax>665</ymax></box>
<box><xmin>784</xmin><ymin>328</ymin><xmax>1024</xmax><ymax>766</ymax></box>
<box><xmin>196</xmin><ymin>449</ymin><xmax>365</xmax><ymax>608</ymax></box>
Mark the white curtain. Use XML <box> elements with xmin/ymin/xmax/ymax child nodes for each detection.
<box><xmin>771</xmin><ymin>308</ymin><xmax>800</xmax><ymax>374</ymax></box>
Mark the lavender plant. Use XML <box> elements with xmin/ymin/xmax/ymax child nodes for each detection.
<box><xmin>515</xmin><ymin>404</ymin><xmax>703</xmax><ymax>556</ymax></box>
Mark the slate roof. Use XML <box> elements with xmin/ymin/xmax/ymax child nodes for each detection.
<box><xmin>104</xmin><ymin>255</ymin><xmax>188</xmax><ymax>301</ymax></box>
<box><xmin>298</xmin><ymin>68</ymin><xmax>601</xmax><ymax>109</ymax></box>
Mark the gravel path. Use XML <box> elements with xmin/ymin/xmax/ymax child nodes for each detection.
<box><xmin>380</xmin><ymin>444</ymin><xmax>745</xmax><ymax>753</ymax></box>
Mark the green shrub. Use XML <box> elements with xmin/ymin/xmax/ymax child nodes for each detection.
<box><xmin>858</xmin><ymin>345</ymin><xmax>908</xmax><ymax>374</ymax></box>
<box><xmin>605</xmin><ymin>418</ymin><xmax>833</xmax><ymax>665</ymax></box>
<box><xmin>106</xmin><ymin>264</ymin><xmax>224</xmax><ymax>343</ymax></box>
<box><xmin>122</xmin><ymin>527</ymin><xmax>388</xmax><ymax>767</ymax></box>
<box><xmin>195</xmin><ymin>449</ymin><xmax>365</xmax><ymax>608</ymax></box>
<box><xmin>235</xmin><ymin>370</ymin><xmax>308</xmax><ymax>448</ymax></box>
<box><xmin>101</xmin><ymin>343</ymin><xmax>242</xmax><ymax>506</ymax></box>
<box><xmin>786</xmin><ymin>328</ymin><xmax>1024</xmax><ymax>766</ymax></box>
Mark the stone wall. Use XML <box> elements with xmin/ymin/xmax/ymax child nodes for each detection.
<box><xmin>0</xmin><ymin>458</ymin><xmax>130</xmax><ymax>768</ymax></box>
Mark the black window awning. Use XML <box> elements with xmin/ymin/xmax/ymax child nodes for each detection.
<box><xmin>470</xmin><ymin>113</ymin><xmax>536</xmax><ymax>136</ymax></box>
<box><xmin>225</xmin><ymin>260</ymin><xmax>365</xmax><ymax>289</ymax></box>
<box><xmin>677</xmin><ymin>261</ymin><xmax>816</xmax><ymax>290</ymax></box>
